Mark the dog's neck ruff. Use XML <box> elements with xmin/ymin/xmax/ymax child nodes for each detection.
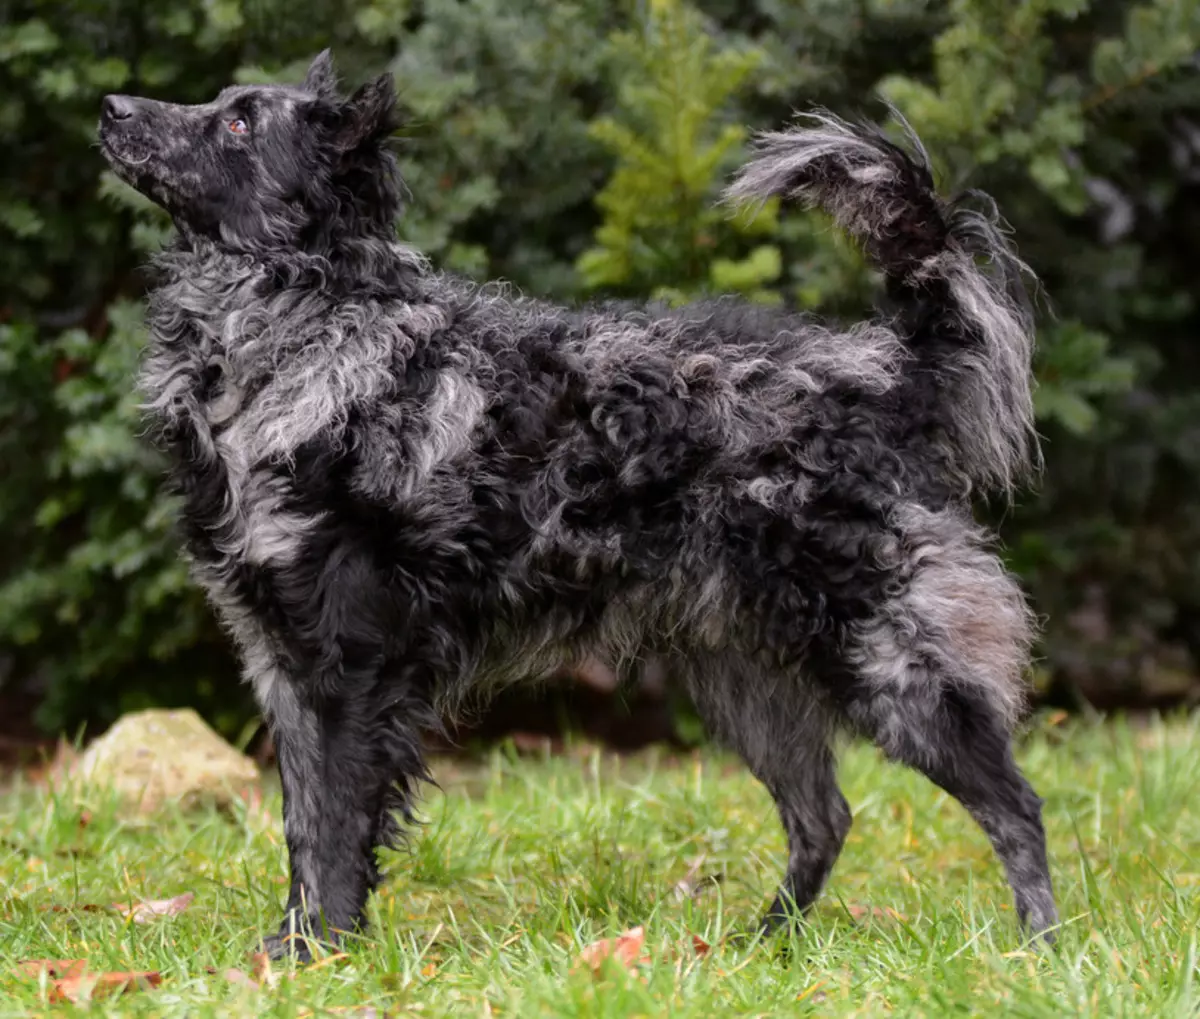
<box><xmin>158</xmin><ymin>234</ymin><xmax>428</xmax><ymax>302</ymax></box>
<box><xmin>139</xmin><ymin>232</ymin><xmax>449</xmax><ymax>471</ymax></box>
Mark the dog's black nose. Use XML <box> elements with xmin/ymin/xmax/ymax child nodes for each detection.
<box><xmin>102</xmin><ymin>94</ymin><xmax>140</xmax><ymax>123</ymax></box>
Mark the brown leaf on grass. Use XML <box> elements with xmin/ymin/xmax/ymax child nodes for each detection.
<box><xmin>115</xmin><ymin>891</ymin><xmax>195</xmax><ymax>923</ymax></box>
<box><xmin>207</xmin><ymin>960</ymin><xmax>279</xmax><ymax>988</ymax></box>
<box><xmin>17</xmin><ymin>962</ymin><xmax>162</xmax><ymax>1004</ymax></box>
<box><xmin>658</xmin><ymin>933</ymin><xmax>714</xmax><ymax>963</ymax></box>
<box><xmin>575</xmin><ymin>926</ymin><xmax>648</xmax><ymax>973</ymax></box>
<box><xmin>250</xmin><ymin>951</ymin><xmax>273</xmax><ymax>982</ymax></box>
<box><xmin>248</xmin><ymin>950</ymin><xmax>294</xmax><ymax>990</ymax></box>
<box><xmin>16</xmin><ymin>959</ymin><xmax>87</xmax><ymax>980</ymax></box>
<box><xmin>50</xmin><ymin>970</ymin><xmax>162</xmax><ymax>1004</ymax></box>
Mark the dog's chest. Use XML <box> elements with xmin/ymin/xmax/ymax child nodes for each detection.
<box><xmin>144</xmin><ymin>314</ymin><xmax>321</xmax><ymax>577</ymax></box>
<box><xmin>207</xmin><ymin>385</ymin><xmax>322</xmax><ymax>574</ymax></box>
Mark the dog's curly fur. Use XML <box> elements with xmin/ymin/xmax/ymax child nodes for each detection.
<box><xmin>98</xmin><ymin>51</ymin><xmax>1056</xmax><ymax>956</ymax></box>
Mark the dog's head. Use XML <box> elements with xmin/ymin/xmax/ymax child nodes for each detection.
<box><xmin>98</xmin><ymin>51</ymin><xmax>399</xmax><ymax>253</ymax></box>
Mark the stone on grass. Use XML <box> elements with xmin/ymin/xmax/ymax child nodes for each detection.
<box><xmin>74</xmin><ymin>708</ymin><xmax>259</xmax><ymax>814</ymax></box>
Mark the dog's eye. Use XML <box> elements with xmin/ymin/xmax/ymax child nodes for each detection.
<box><xmin>228</xmin><ymin>117</ymin><xmax>249</xmax><ymax>135</ymax></box>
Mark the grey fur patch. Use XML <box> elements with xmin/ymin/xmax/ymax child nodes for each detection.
<box><xmin>848</xmin><ymin>504</ymin><xmax>1036</xmax><ymax>729</ymax></box>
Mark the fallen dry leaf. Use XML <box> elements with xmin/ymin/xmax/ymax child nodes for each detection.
<box><xmin>248</xmin><ymin>950</ymin><xmax>295</xmax><ymax>989</ymax></box>
<box><xmin>16</xmin><ymin>959</ymin><xmax>87</xmax><ymax>980</ymax></box>
<box><xmin>115</xmin><ymin>891</ymin><xmax>195</xmax><ymax>922</ymax></box>
<box><xmin>221</xmin><ymin>967</ymin><xmax>260</xmax><ymax>989</ymax></box>
<box><xmin>50</xmin><ymin>970</ymin><xmax>162</xmax><ymax>1004</ymax></box>
<box><xmin>18</xmin><ymin>962</ymin><xmax>162</xmax><ymax>1004</ymax></box>
<box><xmin>575</xmin><ymin>926</ymin><xmax>648</xmax><ymax>973</ymax></box>
<box><xmin>250</xmin><ymin>951</ymin><xmax>273</xmax><ymax>982</ymax></box>
<box><xmin>690</xmin><ymin>934</ymin><xmax>710</xmax><ymax>957</ymax></box>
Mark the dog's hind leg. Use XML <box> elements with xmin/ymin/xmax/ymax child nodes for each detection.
<box><xmin>843</xmin><ymin>508</ymin><xmax>1057</xmax><ymax>940</ymax></box>
<box><xmin>758</xmin><ymin>741</ymin><xmax>851</xmax><ymax>934</ymax></box>
<box><xmin>850</xmin><ymin>684</ymin><xmax>1056</xmax><ymax>939</ymax></box>
<box><xmin>681</xmin><ymin>653</ymin><xmax>851</xmax><ymax>934</ymax></box>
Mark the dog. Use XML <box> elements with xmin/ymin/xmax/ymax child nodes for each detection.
<box><xmin>97</xmin><ymin>50</ymin><xmax>1057</xmax><ymax>958</ymax></box>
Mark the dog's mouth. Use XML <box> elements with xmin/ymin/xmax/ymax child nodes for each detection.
<box><xmin>98</xmin><ymin>128</ymin><xmax>172</xmax><ymax>208</ymax></box>
<box><xmin>98</xmin><ymin>127</ymin><xmax>152</xmax><ymax>170</ymax></box>
<box><xmin>97</xmin><ymin>94</ymin><xmax>173</xmax><ymax>197</ymax></box>
<box><xmin>103</xmin><ymin>146</ymin><xmax>154</xmax><ymax>174</ymax></box>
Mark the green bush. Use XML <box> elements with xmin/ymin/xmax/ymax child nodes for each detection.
<box><xmin>2</xmin><ymin>0</ymin><xmax>1199</xmax><ymax>735</ymax></box>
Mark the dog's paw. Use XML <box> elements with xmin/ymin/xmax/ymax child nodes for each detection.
<box><xmin>261</xmin><ymin>930</ymin><xmax>316</xmax><ymax>963</ymax></box>
<box><xmin>720</xmin><ymin>911</ymin><xmax>794</xmax><ymax>948</ymax></box>
<box><xmin>1023</xmin><ymin>916</ymin><xmax>1060</xmax><ymax>951</ymax></box>
<box><xmin>261</xmin><ymin>912</ymin><xmax>343</xmax><ymax>964</ymax></box>
<box><xmin>1018</xmin><ymin>891</ymin><xmax>1060</xmax><ymax>949</ymax></box>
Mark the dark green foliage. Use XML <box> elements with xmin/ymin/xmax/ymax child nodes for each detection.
<box><xmin>386</xmin><ymin>0</ymin><xmax>622</xmax><ymax>292</ymax></box>
<box><xmin>1</xmin><ymin>0</ymin><xmax>1198</xmax><ymax>733</ymax></box>
<box><xmin>574</xmin><ymin>0</ymin><xmax>781</xmax><ymax>305</ymax></box>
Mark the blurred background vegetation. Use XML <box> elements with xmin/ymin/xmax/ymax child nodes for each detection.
<box><xmin>1</xmin><ymin>0</ymin><xmax>1199</xmax><ymax>742</ymax></box>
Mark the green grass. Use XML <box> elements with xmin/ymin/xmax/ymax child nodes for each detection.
<box><xmin>2</xmin><ymin>714</ymin><xmax>1199</xmax><ymax>1017</ymax></box>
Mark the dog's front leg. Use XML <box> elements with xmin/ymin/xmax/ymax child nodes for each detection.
<box><xmin>258</xmin><ymin>671</ymin><xmax>332</xmax><ymax>961</ymax></box>
<box><xmin>260</xmin><ymin>665</ymin><xmax>430</xmax><ymax>961</ymax></box>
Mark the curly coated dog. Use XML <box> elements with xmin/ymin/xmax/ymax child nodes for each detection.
<box><xmin>98</xmin><ymin>50</ymin><xmax>1056</xmax><ymax>958</ymax></box>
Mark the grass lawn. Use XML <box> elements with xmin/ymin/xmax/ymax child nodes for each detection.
<box><xmin>1</xmin><ymin>713</ymin><xmax>1199</xmax><ymax>1017</ymax></box>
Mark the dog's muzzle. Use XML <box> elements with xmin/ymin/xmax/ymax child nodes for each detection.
<box><xmin>99</xmin><ymin>94</ymin><xmax>157</xmax><ymax>157</ymax></box>
<box><xmin>98</xmin><ymin>94</ymin><xmax>161</xmax><ymax>177</ymax></box>
<box><xmin>101</xmin><ymin>94</ymin><xmax>146</xmax><ymax>126</ymax></box>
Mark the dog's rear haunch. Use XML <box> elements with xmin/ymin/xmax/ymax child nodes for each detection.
<box><xmin>98</xmin><ymin>51</ymin><xmax>1056</xmax><ymax>958</ymax></box>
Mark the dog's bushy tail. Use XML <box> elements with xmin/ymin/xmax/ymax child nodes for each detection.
<box><xmin>725</xmin><ymin>111</ymin><xmax>1039</xmax><ymax>496</ymax></box>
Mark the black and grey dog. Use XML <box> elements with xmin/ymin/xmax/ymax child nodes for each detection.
<box><xmin>98</xmin><ymin>51</ymin><xmax>1056</xmax><ymax>957</ymax></box>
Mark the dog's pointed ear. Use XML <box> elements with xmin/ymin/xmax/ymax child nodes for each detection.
<box><xmin>334</xmin><ymin>72</ymin><xmax>397</xmax><ymax>151</ymax></box>
<box><xmin>303</xmin><ymin>49</ymin><xmax>338</xmax><ymax>98</ymax></box>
